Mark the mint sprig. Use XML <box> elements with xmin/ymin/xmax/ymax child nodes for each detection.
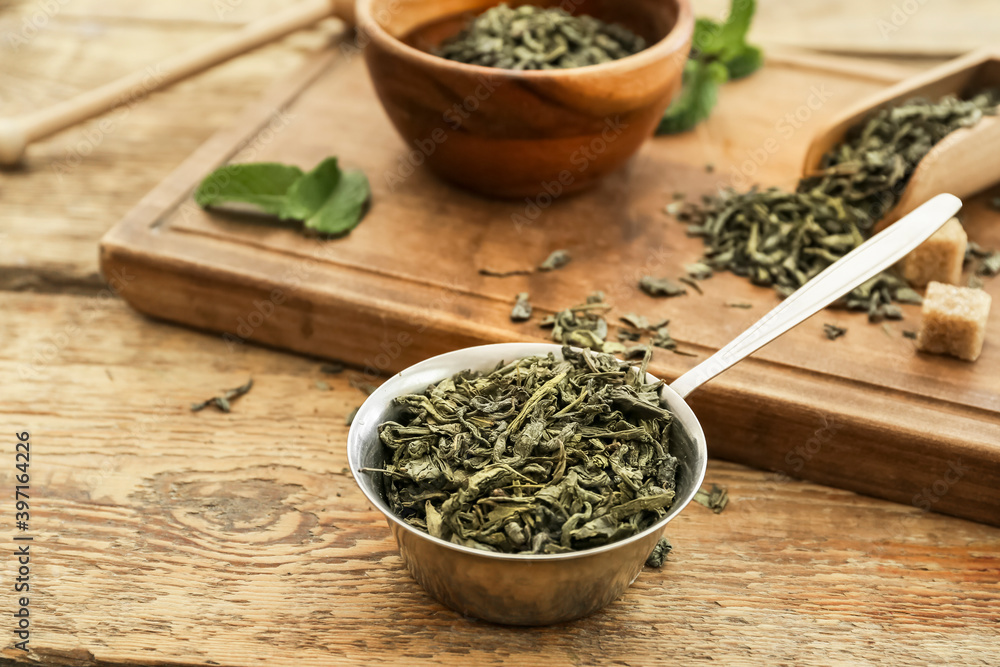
<box><xmin>657</xmin><ymin>0</ymin><xmax>762</xmax><ymax>135</ymax></box>
<box><xmin>195</xmin><ymin>158</ymin><xmax>371</xmax><ymax>237</ymax></box>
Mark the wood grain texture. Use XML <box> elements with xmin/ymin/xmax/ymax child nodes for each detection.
<box><xmin>2</xmin><ymin>292</ymin><xmax>999</xmax><ymax>666</ymax></box>
<box><xmin>693</xmin><ymin>0</ymin><xmax>1000</xmax><ymax>57</ymax></box>
<box><xmin>100</xmin><ymin>48</ymin><xmax>1000</xmax><ymax>525</ymax></box>
<box><xmin>0</xmin><ymin>0</ymin><xmax>346</xmax><ymax>291</ymax></box>
<box><xmin>3</xmin><ymin>2</ymin><xmax>1000</xmax><ymax>665</ymax></box>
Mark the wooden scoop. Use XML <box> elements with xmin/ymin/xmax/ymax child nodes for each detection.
<box><xmin>802</xmin><ymin>47</ymin><xmax>1000</xmax><ymax>229</ymax></box>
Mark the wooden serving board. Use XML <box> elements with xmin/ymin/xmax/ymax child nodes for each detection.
<box><xmin>100</xmin><ymin>48</ymin><xmax>1000</xmax><ymax>526</ymax></box>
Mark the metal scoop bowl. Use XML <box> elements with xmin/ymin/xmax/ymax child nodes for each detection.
<box><xmin>347</xmin><ymin>194</ymin><xmax>962</xmax><ymax>625</ymax></box>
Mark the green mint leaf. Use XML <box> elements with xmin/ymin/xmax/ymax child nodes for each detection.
<box><xmin>303</xmin><ymin>169</ymin><xmax>371</xmax><ymax>237</ymax></box>
<box><xmin>717</xmin><ymin>0</ymin><xmax>756</xmax><ymax>59</ymax></box>
<box><xmin>693</xmin><ymin>1</ymin><xmax>757</xmax><ymax>60</ymax></box>
<box><xmin>692</xmin><ymin>17</ymin><xmax>723</xmax><ymax>55</ymax></box>
<box><xmin>723</xmin><ymin>44</ymin><xmax>763</xmax><ymax>80</ymax></box>
<box><xmin>194</xmin><ymin>163</ymin><xmax>304</xmax><ymax>215</ymax></box>
<box><xmin>656</xmin><ymin>60</ymin><xmax>728</xmax><ymax>135</ymax></box>
<box><xmin>280</xmin><ymin>157</ymin><xmax>341</xmax><ymax>220</ymax></box>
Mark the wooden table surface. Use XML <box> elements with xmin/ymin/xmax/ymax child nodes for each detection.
<box><xmin>2</xmin><ymin>1</ymin><xmax>999</xmax><ymax>665</ymax></box>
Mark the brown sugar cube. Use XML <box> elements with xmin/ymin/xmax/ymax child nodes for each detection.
<box><xmin>916</xmin><ymin>282</ymin><xmax>992</xmax><ymax>361</ymax></box>
<box><xmin>900</xmin><ymin>217</ymin><xmax>967</xmax><ymax>287</ymax></box>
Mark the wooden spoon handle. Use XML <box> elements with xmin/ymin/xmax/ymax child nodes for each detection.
<box><xmin>0</xmin><ymin>0</ymin><xmax>353</xmax><ymax>164</ymax></box>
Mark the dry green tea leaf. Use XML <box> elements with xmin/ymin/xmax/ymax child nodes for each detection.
<box><xmin>693</xmin><ymin>484</ymin><xmax>728</xmax><ymax>513</ymax></box>
<box><xmin>191</xmin><ymin>378</ymin><xmax>253</xmax><ymax>413</ymax></box>
<box><xmin>511</xmin><ymin>292</ymin><xmax>533</xmax><ymax>322</ymax></box>
<box><xmin>479</xmin><ymin>267</ymin><xmax>533</xmax><ymax>277</ymax></box>
<box><xmin>678</xmin><ymin>92</ymin><xmax>999</xmax><ymax>323</ymax></box>
<box><xmin>823</xmin><ymin>323</ymin><xmax>847</xmax><ymax>340</ymax></box>
<box><xmin>539</xmin><ymin>249</ymin><xmax>572</xmax><ymax>272</ymax></box>
<box><xmin>640</xmin><ymin>276</ymin><xmax>687</xmax><ymax>298</ymax></box>
<box><xmin>646</xmin><ymin>536</ymin><xmax>672</xmax><ymax>568</ymax></box>
<box><xmin>437</xmin><ymin>3</ymin><xmax>645</xmax><ymax>71</ymax></box>
<box><xmin>346</xmin><ymin>406</ymin><xmax>360</xmax><ymax>426</ymax></box>
<box><xmin>365</xmin><ymin>347</ymin><xmax>679</xmax><ymax>554</ymax></box>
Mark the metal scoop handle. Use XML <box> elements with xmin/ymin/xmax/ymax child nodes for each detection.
<box><xmin>669</xmin><ymin>193</ymin><xmax>962</xmax><ymax>399</ymax></box>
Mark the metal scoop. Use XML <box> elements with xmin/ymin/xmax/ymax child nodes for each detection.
<box><xmin>348</xmin><ymin>194</ymin><xmax>961</xmax><ymax>625</ymax></box>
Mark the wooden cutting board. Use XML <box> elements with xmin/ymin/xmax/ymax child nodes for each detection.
<box><xmin>100</xmin><ymin>48</ymin><xmax>1000</xmax><ymax>526</ymax></box>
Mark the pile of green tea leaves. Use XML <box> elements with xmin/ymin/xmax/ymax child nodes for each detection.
<box><xmin>369</xmin><ymin>347</ymin><xmax>679</xmax><ymax>555</ymax></box>
<box><xmin>195</xmin><ymin>157</ymin><xmax>371</xmax><ymax>237</ymax></box>
<box><xmin>658</xmin><ymin>0</ymin><xmax>763</xmax><ymax>134</ymax></box>
<box><xmin>799</xmin><ymin>90</ymin><xmax>1000</xmax><ymax>232</ymax></box>
<box><xmin>676</xmin><ymin>91</ymin><xmax>999</xmax><ymax>320</ymax></box>
<box><xmin>437</xmin><ymin>3</ymin><xmax>645</xmax><ymax>70</ymax></box>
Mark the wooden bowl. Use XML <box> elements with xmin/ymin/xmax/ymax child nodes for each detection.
<box><xmin>355</xmin><ymin>0</ymin><xmax>693</xmax><ymax>198</ymax></box>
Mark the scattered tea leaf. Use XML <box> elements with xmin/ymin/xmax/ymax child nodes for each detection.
<box><xmin>479</xmin><ymin>267</ymin><xmax>533</xmax><ymax>277</ymax></box>
<box><xmin>978</xmin><ymin>251</ymin><xmax>1000</xmax><ymax>276</ymax></box>
<box><xmin>191</xmin><ymin>378</ymin><xmax>253</xmax><ymax>413</ymax></box>
<box><xmin>646</xmin><ymin>537</ymin><xmax>673</xmax><ymax>568</ymax></box>
<box><xmin>823</xmin><ymin>323</ymin><xmax>847</xmax><ymax>340</ymax></box>
<box><xmin>684</xmin><ymin>262</ymin><xmax>714</xmax><ymax>280</ymax></box>
<box><xmin>679</xmin><ymin>276</ymin><xmax>703</xmax><ymax>295</ymax></box>
<box><xmin>315</xmin><ymin>381</ymin><xmax>330</xmax><ymax>391</ymax></box>
<box><xmin>693</xmin><ymin>484</ymin><xmax>728</xmax><ymax>513</ymax></box>
<box><xmin>903</xmin><ymin>330</ymin><xmax>918</xmax><ymax>339</ymax></box>
<box><xmin>650</xmin><ymin>325</ymin><xmax>677</xmax><ymax>350</ymax></box>
<box><xmin>511</xmin><ymin>292</ymin><xmax>533</xmax><ymax>322</ymax></box>
<box><xmin>544</xmin><ymin>296</ymin><xmax>620</xmax><ymax>355</ymax></box>
<box><xmin>882</xmin><ymin>304</ymin><xmax>903</xmax><ymax>320</ymax></box>
<box><xmin>346</xmin><ymin>406</ymin><xmax>360</xmax><ymax>426</ymax></box>
<box><xmin>665</xmin><ymin>201</ymin><xmax>685</xmax><ymax>216</ymax></box>
<box><xmin>618</xmin><ymin>329</ymin><xmax>642</xmax><ymax>342</ymax></box>
<box><xmin>624</xmin><ymin>344</ymin><xmax>651</xmax><ymax>359</ymax></box>
<box><xmin>893</xmin><ymin>287</ymin><xmax>923</xmax><ymax>305</ymax></box>
<box><xmin>321</xmin><ymin>362</ymin><xmax>345</xmax><ymax>374</ymax></box>
<box><xmin>725</xmin><ymin>302</ymin><xmax>753</xmax><ymax>309</ymax></box>
<box><xmin>620</xmin><ymin>313</ymin><xmax>650</xmax><ymax>330</ymax></box>
<box><xmin>539</xmin><ymin>249</ymin><xmax>572</xmax><ymax>272</ymax></box>
<box><xmin>640</xmin><ymin>276</ymin><xmax>687</xmax><ymax>298</ymax></box>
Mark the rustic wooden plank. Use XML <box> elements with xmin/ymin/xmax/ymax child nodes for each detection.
<box><xmin>0</xmin><ymin>3</ymin><xmax>344</xmax><ymax>291</ymax></box>
<box><xmin>1</xmin><ymin>292</ymin><xmax>998</xmax><ymax>666</ymax></box>
<box><xmin>694</xmin><ymin>0</ymin><xmax>1000</xmax><ymax>57</ymax></box>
